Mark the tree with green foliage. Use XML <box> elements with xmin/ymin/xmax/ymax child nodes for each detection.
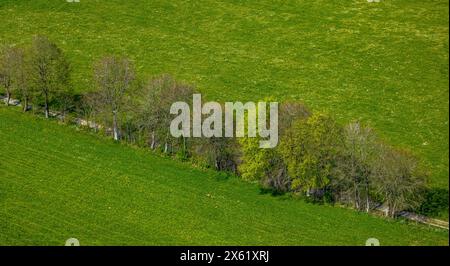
<box><xmin>239</xmin><ymin>136</ymin><xmax>289</xmax><ymax>193</ymax></box>
<box><xmin>29</xmin><ymin>35</ymin><xmax>70</xmax><ymax>118</ymax></box>
<box><xmin>238</xmin><ymin>101</ymin><xmax>310</xmax><ymax>193</ymax></box>
<box><xmin>280</xmin><ymin>113</ymin><xmax>343</xmax><ymax>198</ymax></box>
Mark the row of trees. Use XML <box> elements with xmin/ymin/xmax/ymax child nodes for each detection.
<box><xmin>0</xmin><ymin>36</ymin><xmax>431</xmax><ymax>218</ymax></box>
<box><xmin>238</xmin><ymin>107</ymin><xmax>427</xmax><ymax>217</ymax></box>
<box><xmin>0</xmin><ymin>36</ymin><xmax>70</xmax><ymax>116</ymax></box>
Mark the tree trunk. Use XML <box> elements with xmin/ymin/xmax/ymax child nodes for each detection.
<box><xmin>215</xmin><ymin>158</ymin><xmax>220</xmax><ymax>170</ymax></box>
<box><xmin>112</xmin><ymin>110</ymin><xmax>119</xmax><ymax>141</ymax></box>
<box><xmin>366</xmin><ymin>197</ymin><xmax>370</xmax><ymax>213</ymax></box>
<box><xmin>386</xmin><ymin>200</ymin><xmax>394</xmax><ymax>218</ymax></box>
<box><xmin>182</xmin><ymin>137</ymin><xmax>187</xmax><ymax>157</ymax></box>
<box><xmin>5</xmin><ymin>90</ymin><xmax>10</xmax><ymax>106</ymax></box>
<box><xmin>150</xmin><ymin>131</ymin><xmax>156</xmax><ymax>149</ymax></box>
<box><xmin>164</xmin><ymin>142</ymin><xmax>168</xmax><ymax>153</ymax></box>
<box><xmin>22</xmin><ymin>97</ymin><xmax>28</xmax><ymax>112</ymax></box>
<box><xmin>92</xmin><ymin>114</ymin><xmax>98</xmax><ymax>133</ymax></box>
<box><xmin>44</xmin><ymin>91</ymin><xmax>49</xmax><ymax>118</ymax></box>
<box><xmin>365</xmin><ymin>182</ymin><xmax>370</xmax><ymax>213</ymax></box>
<box><xmin>103</xmin><ymin>118</ymin><xmax>107</xmax><ymax>134</ymax></box>
<box><xmin>390</xmin><ymin>202</ymin><xmax>396</xmax><ymax>218</ymax></box>
<box><xmin>128</xmin><ymin>124</ymin><xmax>132</xmax><ymax>143</ymax></box>
<box><xmin>354</xmin><ymin>180</ymin><xmax>360</xmax><ymax>210</ymax></box>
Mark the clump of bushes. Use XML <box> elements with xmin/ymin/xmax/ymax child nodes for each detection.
<box><xmin>418</xmin><ymin>188</ymin><xmax>449</xmax><ymax>219</ymax></box>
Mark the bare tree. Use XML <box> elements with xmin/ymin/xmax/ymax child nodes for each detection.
<box><xmin>162</xmin><ymin>79</ymin><xmax>193</xmax><ymax>155</ymax></box>
<box><xmin>136</xmin><ymin>77</ymin><xmax>162</xmax><ymax>149</ymax></box>
<box><xmin>10</xmin><ymin>47</ymin><xmax>32</xmax><ymax>112</ymax></box>
<box><xmin>373</xmin><ymin>144</ymin><xmax>427</xmax><ymax>217</ymax></box>
<box><xmin>136</xmin><ymin>74</ymin><xmax>193</xmax><ymax>153</ymax></box>
<box><xmin>93</xmin><ymin>56</ymin><xmax>134</xmax><ymax>141</ymax></box>
<box><xmin>0</xmin><ymin>46</ymin><xmax>15</xmax><ymax>106</ymax></box>
<box><xmin>29</xmin><ymin>35</ymin><xmax>70</xmax><ymax>118</ymax></box>
<box><xmin>333</xmin><ymin>121</ymin><xmax>378</xmax><ymax>212</ymax></box>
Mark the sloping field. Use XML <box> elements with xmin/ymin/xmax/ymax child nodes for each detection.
<box><xmin>0</xmin><ymin>107</ymin><xmax>447</xmax><ymax>245</ymax></box>
<box><xmin>0</xmin><ymin>0</ymin><xmax>448</xmax><ymax>188</ymax></box>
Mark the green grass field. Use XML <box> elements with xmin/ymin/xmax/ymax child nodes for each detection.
<box><xmin>0</xmin><ymin>0</ymin><xmax>448</xmax><ymax>189</ymax></box>
<box><xmin>0</xmin><ymin>107</ymin><xmax>448</xmax><ymax>245</ymax></box>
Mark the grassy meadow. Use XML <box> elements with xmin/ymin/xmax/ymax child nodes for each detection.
<box><xmin>0</xmin><ymin>107</ymin><xmax>448</xmax><ymax>245</ymax></box>
<box><xmin>0</xmin><ymin>0</ymin><xmax>448</xmax><ymax>190</ymax></box>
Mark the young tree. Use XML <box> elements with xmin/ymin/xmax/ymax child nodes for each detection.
<box><xmin>0</xmin><ymin>46</ymin><xmax>15</xmax><ymax>106</ymax></box>
<box><xmin>136</xmin><ymin>74</ymin><xmax>193</xmax><ymax>153</ymax></box>
<box><xmin>372</xmin><ymin>144</ymin><xmax>427</xmax><ymax>217</ymax></box>
<box><xmin>136</xmin><ymin>76</ymin><xmax>164</xmax><ymax>149</ymax></box>
<box><xmin>119</xmin><ymin>93</ymin><xmax>141</xmax><ymax>144</ymax></box>
<box><xmin>11</xmin><ymin>47</ymin><xmax>32</xmax><ymax>112</ymax></box>
<box><xmin>94</xmin><ymin>56</ymin><xmax>134</xmax><ymax>141</ymax></box>
<box><xmin>29</xmin><ymin>35</ymin><xmax>70</xmax><ymax>118</ymax></box>
<box><xmin>332</xmin><ymin>121</ymin><xmax>378</xmax><ymax>212</ymax></box>
<box><xmin>280</xmin><ymin>113</ymin><xmax>343</xmax><ymax>198</ymax></box>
